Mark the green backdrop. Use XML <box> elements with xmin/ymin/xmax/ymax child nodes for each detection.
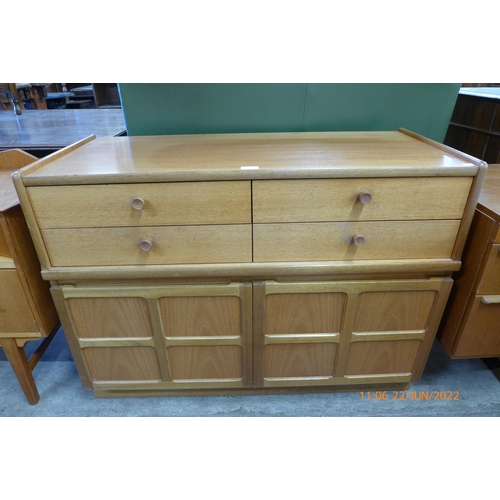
<box><xmin>118</xmin><ymin>83</ymin><xmax>461</xmax><ymax>142</ymax></box>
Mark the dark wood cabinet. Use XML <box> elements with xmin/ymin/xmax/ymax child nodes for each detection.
<box><xmin>444</xmin><ymin>88</ymin><xmax>500</xmax><ymax>164</ymax></box>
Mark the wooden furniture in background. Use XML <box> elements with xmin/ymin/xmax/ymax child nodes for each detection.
<box><xmin>44</xmin><ymin>84</ymin><xmax>121</xmax><ymax>109</ymax></box>
<box><xmin>0</xmin><ymin>108</ymin><xmax>126</xmax><ymax>158</ymax></box>
<box><xmin>92</xmin><ymin>84</ymin><xmax>121</xmax><ymax>108</ymax></box>
<box><xmin>444</xmin><ymin>87</ymin><xmax>500</xmax><ymax>164</ymax></box>
<box><xmin>0</xmin><ymin>150</ymin><xmax>60</xmax><ymax>404</ymax></box>
<box><xmin>0</xmin><ymin>84</ymin><xmax>50</xmax><ymax>111</ymax></box>
<box><xmin>438</xmin><ymin>164</ymin><xmax>500</xmax><ymax>358</ymax></box>
<box><xmin>12</xmin><ymin>130</ymin><xmax>485</xmax><ymax>398</ymax></box>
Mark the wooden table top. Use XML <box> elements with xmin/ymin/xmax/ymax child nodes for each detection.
<box><xmin>0</xmin><ymin>109</ymin><xmax>126</xmax><ymax>151</ymax></box>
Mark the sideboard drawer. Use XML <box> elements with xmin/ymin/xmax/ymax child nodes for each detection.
<box><xmin>253</xmin><ymin>220</ymin><xmax>461</xmax><ymax>262</ymax></box>
<box><xmin>27</xmin><ymin>181</ymin><xmax>252</xmax><ymax>228</ymax></box>
<box><xmin>253</xmin><ymin>178</ymin><xmax>472</xmax><ymax>223</ymax></box>
<box><xmin>42</xmin><ymin>225</ymin><xmax>253</xmax><ymax>266</ymax></box>
<box><xmin>477</xmin><ymin>244</ymin><xmax>500</xmax><ymax>295</ymax></box>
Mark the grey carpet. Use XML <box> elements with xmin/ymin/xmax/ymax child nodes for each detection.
<box><xmin>1</xmin><ymin>326</ymin><xmax>499</xmax><ymax>417</ymax></box>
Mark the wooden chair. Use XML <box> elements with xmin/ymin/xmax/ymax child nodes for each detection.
<box><xmin>0</xmin><ymin>149</ymin><xmax>60</xmax><ymax>404</ymax></box>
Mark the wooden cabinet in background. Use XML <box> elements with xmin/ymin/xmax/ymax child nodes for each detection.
<box><xmin>438</xmin><ymin>164</ymin><xmax>500</xmax><ymax>358</ymax></box>
<box><xmin>92</xmin><ymin>84</ymin><xmax>121</xmax><ymax>108</ymax></box>
<box><xmin>444</xmin><ymin>88</ymin><xmax>500</xmax><ymax>164</ymax></box>
<box><xmin>0</xmin><ymin>150</ymin><xmax>59</xmax><ymax>404</ymax></box>
<box><xmin>12</xmin><ymin>130</ymin><xmax>486</xmax><ymax>398</ymax></box>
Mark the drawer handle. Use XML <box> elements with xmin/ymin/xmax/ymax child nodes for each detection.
<box><xmin>481</xmin><ymin>296</ymin><xmax>500</xmax><ymax>305</ymax></box>
<box><xmin>352</xmin><ymin>235</ymin><xmax>366</xmax><ymax>247</ymax></box>
<box><xmin>358</xmin><ymin>191</ymin><xmax>372</xmax><ymax>204</ymax></box>
<box><xmin>131</xmin><ymin>198</ymin><xmax>145</xmax><ymax>210</ymax></box>
<box><xmin>139</xmin><ymin>238</ymin><xmax>153</xmax><ymax>252</ymax></box>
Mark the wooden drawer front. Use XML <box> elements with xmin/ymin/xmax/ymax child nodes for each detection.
<box><xmin>0</xmin><ymin>269</ymin><xmax>37</xmax><ymax>332</ymax></box>
<box><xmin>454</xmin><ymin>296</ymin><xmax>500</xmax><ymax>357</ymax></box>
<box><xmin>253</xmin><ymin>177</ymin><xmax>472</xmax><ymax>223</ymax></box>
<box><xmin>253</xmin><ymin>220</ymin><xmax>460</xmax><ymax>262</ymax></box>
<box><xmin>42</xmin><ymin>225</ymin><xmax>252</xmax><ymax>266</ymax></box>
<box><xmin>27</xmin><ymin>181</ymin><xmax>251</xmax><ymax>228</ymax></box>
<box><xmin>477</xmin><ymin>244</ymin><xmax>500</xmax><ymax>295</ymax></box>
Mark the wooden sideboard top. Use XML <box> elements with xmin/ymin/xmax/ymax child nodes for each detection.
<box><xmin>478</xmin><ymin>164</ymin><xmax>500</xmax><ymax>220</ymax></box>
<box><xmin>16</xmin><ymin>130</ymin><xmax>482</xmax><ymax>186</ymax></box>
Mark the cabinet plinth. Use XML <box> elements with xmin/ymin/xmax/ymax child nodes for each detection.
<box><xmin>13</xmin><ymin>130</ymin><xmax>486</xmax><ymax>397</ymax></box>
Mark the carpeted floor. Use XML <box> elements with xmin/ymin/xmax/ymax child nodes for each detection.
<box><xmin>1</xmin><ymin>326</ymin><xmax>500</xmax><ymax>417</ymax></box>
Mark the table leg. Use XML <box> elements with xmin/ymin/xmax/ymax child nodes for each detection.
<box><xmin>1</xmin><ymin>338</ymin><xmax>40</xmax><ymax>405</ymax></box>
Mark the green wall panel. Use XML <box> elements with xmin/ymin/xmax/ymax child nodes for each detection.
<box><xmin>118</xmin><ymin>83</ymin><xmax>461</xmax><ymax>142</ymax></box>
<box><xmin>119</xmin><ymin>83</ymin><xmax>307</xmax><ymax>136</ymax></box>
<box><xmin>303</xmin><ymin>83</ymin><xmax>460</xmax><ymax>141</ymax></box>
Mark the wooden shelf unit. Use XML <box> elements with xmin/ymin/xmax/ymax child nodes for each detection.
<box><xmin>444</xmin><ymin>88</ymin><xmax>500</xmax><ymax>163</ymax></box>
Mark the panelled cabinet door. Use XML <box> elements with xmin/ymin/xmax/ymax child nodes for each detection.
<box><xmin>59</xmin><ymin>283</ymin><xmax>252</xmax><ymax>392</ymax></box>
<box><xmin>254</xmin><ymin>278</ymin><xmax>453</xmax><ymax>388</ymax></box>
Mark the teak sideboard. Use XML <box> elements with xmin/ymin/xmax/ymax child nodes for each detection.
<box><xmin>12</xmin><ymin>130</ymin><xmax>486</xmax><ymax>398</ymax></box>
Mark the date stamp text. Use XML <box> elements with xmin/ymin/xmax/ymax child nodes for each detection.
<box><xmin>359</xmin><ymin>390</ymin><xmax>460</xmax><ymax>401</ymax></box>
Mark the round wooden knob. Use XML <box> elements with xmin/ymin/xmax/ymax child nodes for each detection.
<box><xmin>358</xmin><ymin>192</ymin><xmax>372</xmax><ymax>204</ymax></box>
<box><xmin>139</xmin><ymin>238</ymin><xmax>153</xmax><ymax>252</ymax></box>
<box><xmin>352</xmin><ymin>235</ymin><xmax>365</xmax><ymax>247</ymax></box>
<box><xmin>131</xmin><ymin>198</ymin><xmax>145</xmax><ymax>210</ymax></box>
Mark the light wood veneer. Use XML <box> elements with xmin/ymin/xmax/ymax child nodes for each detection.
<box><xmin>12</xmin><ymin>130</ymin><xmax>486</xmax><ymax>397</ymax></box>
<box><xmin>0</xmin><ymin>150</ymin><xmax>60</xmax><ymax>405</ymax></box>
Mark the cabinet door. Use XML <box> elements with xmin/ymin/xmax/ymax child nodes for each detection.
<box><xmin>58</xmin><ymin>283</ymin><xmax>252</xmax><ymax>393</ymax></box>
<box><xmin>254</xmin><ymin>278</ymin><xmax>452</xmax><ymax>388</ymax></box>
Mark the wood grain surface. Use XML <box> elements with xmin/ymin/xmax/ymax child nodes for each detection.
<box><xmin>253</xmin><ymin>220</ymin><xmax>461</xmax><ymax>262</ymax></box>
<box><xmin>28</xmin><ymin>181</ymin><xmax>251</xmax><ymax>228</ymax></box>
<box><xmin>253</xmin><ymin>177</ymin><xmax>472</xmax><ymax>223</ymax></box>
<box><xmin>344</xmin><ymin>340</ymin><xmax>421</xmax><ymax>375</ymax></box>
<box><xmin>18</xmin><ymin>131</ymin><xmax>479</xmax><ymax>186</ymax></box>
<box><xmin>42</xmin><ymin>225</ymin><xmax>253</xmax><ymax>266</ymax></box>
